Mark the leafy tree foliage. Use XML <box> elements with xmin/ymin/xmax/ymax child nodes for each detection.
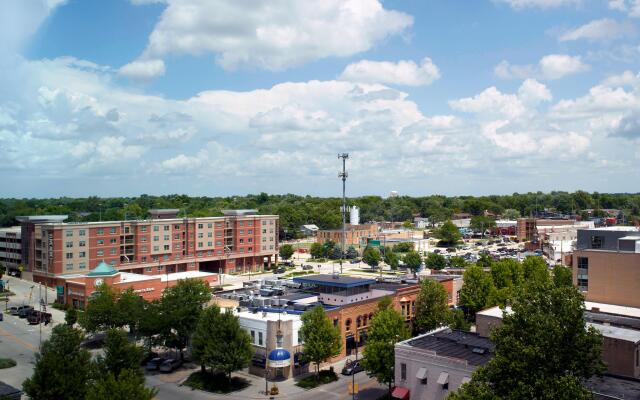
<box><xmin>552</xmin><ymin>265</ymin><xmax>573</xmax><ymax>287</ymax></box>
<box><xmin>384</xmin><ymin>250</ymin><xmax>399</xmax><ymax>270</ymax></box>
<box><xmin>470</xmin><ymin>215</ymin><xmax>496</xmax><ymax>235</ymax></box>
<box><xmin>23</xmin><ymin>325</ymin><xmax>92</xmax><ymax>400</ymax></box>
<box><xmin>502</xmin><ymin>209</ymin><xmax>521</xmax><ymax>219</ymax></box>
<box><xmin>459</xmin><ymin>265</ymin><xmax>495</xmax><ymax>317</ymax></box>
<box><xmin>392</xmin><ymin>242</ymin><xmax>414</xmax><ymax>253</ymax></box>
<box><xmin>424</xmin><ymin>252</ymin><xmax>447</xmax><ymax>270</ymax></box>
<box><xmin>80</xmin><ymin>284</ymin><xmax>122</xmax><ymax>332</ymax></box>
<box><xmin>447</xmin><ymin>255</ymin><xmax>468</xmax><ymax>269</ymax></box>
<box><xmin>345</xmin><ymin>246</ymin><xmax>358</xmax><ymax>259</ymax></box>
<box><xmin>362</xmin><ymin>307</ymin><xmax>410</xmax><ymax>392</ymax></box>
<box><xmin>279</xmin><ymin>244</ymin><xmax>294</xmax><ymax>260</ymax></box>
<box><xmin>451</xmin><ymin>281</ymin><xmax>605</xmax><ymax>400</ymax></box>
<box><xmin>160</xmin><ymin>279</ymin><xmax>212</xmax><ymax>358</ymax></box>
<box><xmin>192</xmin><ymin>306</ymin><xmax>253</xmax><ymax>381</ymax></box>
<box><xmin>86</xmin><ymin>369</ymin><xmax>156</xmax><ymax>400</ymax></box>
<box><xmin>362</xmin><ymin>247</ymin><xmax>382</xmax><ymax>269</ymax></box>
<box><xmin>95</xmin><ymin>329</ymin><xmax>144</xmax><ymax>379</ymax></box>
<box><xmin>476</xmin><ymin>253</ymin><xmax>494</xmax><ymax>269</ymax></box>
<box><xmin>117</xmin><ymin>288</ymin><xmax>145</xmax><ymax>337</ymax></box>
<box><xmin>403</xmin><ymin>251</ymin><xmax>422</xmax><ymax>276</ymax></box>
<box><xmin>436</xmin><ymin>220</ymin><xmax>462</xmax><ymax>246</ymax></box>
<box><xmin>309</xmin><ymin>242</ymin><xmax>324</xmax><ymax>259</ymax></box>
<box><xmin>449</xmin><ymin>309</ymin><xmax>471</xmax><ymax>331</ymax></box>
<box><xmin>299</xmin><ymin>306</ymin><xmax>342</xmax><ymax>378</ymax></box>
<box><xmin>522</xmin><ymin>256</ymin><xmax>550</xmax><ymax>284</ymax></box>
<box><xmin>414</xmin><ymin>279</ymin><xmax>450</xmax><ymax>332</ymax></box>
<box><xmin>65</xmin><ymin>307</ymin><xmax>78</xmax><ymax>326</ymax></box>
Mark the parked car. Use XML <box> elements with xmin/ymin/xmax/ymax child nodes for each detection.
<box><xmin>341</xmin><ymin>360</ymin><xmax>364</xmax><ymax>375</ymax></box>
<box><xmin>18</xmin><ymin>306</ymin><xmax>34</xmax><ymax>318</ymax></box>
<box><xmin>350</xmin><ymin>259</ymin><xmax>361</xmax><ymax>264</ymax></box>
<box><xmin>9</xmin><ymin>306</ymin><xmax>18</xmax><ymax>315</ymax></box>
<box><xmin>275</xmin><ymin>267</ymin><xmax>286</xmax><ymax>274</ymax></box>
<box><xmin>81</xmin><ymin>332</ymin><xmax>106</xmax><ymax>349</ymax></box>
<box><xmin>145</xmin><ymin>357</ymin><xmax>165</xmax><ymax>371</ymax></box>
<box><xmin>302</xmin><ymin>264</ymin><xmax>314</xmax><ymax>270</ymax></box>
<box><xmin>159</xmin><ymin>358</ymin><xmax>182</xmax><ymax>373</ymax></box>
<box><xmin>27</xmin><ymin>311</ymin><xmax>52</xmax><ymax>325</ymax></box>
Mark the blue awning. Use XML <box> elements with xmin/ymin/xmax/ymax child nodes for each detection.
<box><xmin>268</xmin><ymin>348</ymin><xmax>291</xmax><ymax>362</ymax></box>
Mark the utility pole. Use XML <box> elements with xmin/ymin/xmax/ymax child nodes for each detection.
<box><xmin>338</xmin><ymin>153</ymin><xmax>349</xmax><ymax>275</ymax></box>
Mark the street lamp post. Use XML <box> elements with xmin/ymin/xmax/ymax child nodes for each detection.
<box><xmin>338</xmin><ymin>153</ymin><xmax>349</xmax><ymax>274</ymax></box>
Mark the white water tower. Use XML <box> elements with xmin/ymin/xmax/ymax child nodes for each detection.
<box><xmin>349</xmin><ymin>206</ymin><xmax>360</xmax><ymax>225</ymax></box>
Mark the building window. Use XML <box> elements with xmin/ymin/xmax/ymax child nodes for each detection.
<box><xmin>174</xmin><ymin>244</ymin><xmax>181</xmax><ymax>250</ymax></box>
<box><xmin>97</xmin><ymin>228</ymin><xmax>104</xmax><ymax>235</ymax></box>
<box><xmin>97</xmin><ymin>250</ymin><xmax>104</xmax><ymax>256</ymax></box>
<box><xmin>97</xmin><ymin>239</ymin><xmax>104</xmax><ymax>245</ymax></box>
<box><xmin>400</xmin><ymin>363</ymin><xmax>407</xmax><ymax>381</ymax></box>
<box><xmin>258</xmin><ymin>332</ymin><xmax>263</xmax><ymax>346</ymax></box>
<box><xmin>164</xmin><ymin>225</ymin><xmax>169</xmax><ymax>231</ymax></box>
<box><xmin>248</xmin><ymin>230</ymin><xmax>253</xmax><ymax>234</ymax></box>
<box><xmin>174</xmin><ymin>224</ymin><xmax>180</xmax><ymax>230</ymax></box>
<box><xmin>240</xmin><ymin>230</ymin><xmax>244</xmax><ymax>235</ymax></box>
<box><xmin>174</xmin><ymin>234</ymin><xmax>180</xmax><ymax>240</ymax></box>
<box><xmin>65</xmin><ymin>263</ymin><xmax>73</xmax><ymax>270</ymax></box>
<box><xmin>153</xmin><ymin>246</ymin><xmax>159</xmax><ymax>252</ymax></box>
<box><xmin>158</xmin><ymin>265</ymin><xmax>163</xmax><ymax>271</ymax></box>
<box><xmin>146</xmin><ymin>267</ymin><xmax>152</xmax><ymax>272</ymax></box>
<box><xmin>578</xmin><ymin>257</ymin><xmax>588</xmax><ymax>271</ymax></box>
<box><xmin>110</xmin><ymin>238</ymin><xmax>117</xmax><ymax>244</ymax></box>
<box><xmin>141</xmin><ymin>236</ymin><xmax>147</xmax><ymax>242</ymax></box>
<box><xmin>65</xmin><ymin>241</ymin><xmax>73</xmax><ymax>248</ymax></box>
<box><xmin>109</xmin><ymin>249</ymin><xmax>116</xmax><ymax>255</ymax></box>
<box><xmin>79</xmin><ymin>230</ymin><xmax>86</xmax><ymax>236</ymax></box>
<box><xmin>262</xmin><ymin>221</ymin><xmax>267</xmax><ymax>225</ymax></box>
<box><xmin>198</xmin><ymin>233</ymin><xmax>203</xmax><ymax>238</ymax></box>
<box><xmin>164</xmin><ymin>235</ymin><xmax>170</xmax><ymax>241</ymax></box>
<box><xmin>198</xmin><ymin>242</ymin><xmax>203</xmax><ymax>248</ymax></box>
<box><xmin>110</xmin><ymin>227</ymin><xmax>117</xmax><ymax>234</ymax></box>
<box><xmin>345</xmin><ymin>319</ymin><xmax>352</xmax><ymax>331</ymax></box>
<box><xmin>65</xmin><ymin>252</ymin><xmax>73</xmax><ymax>259</ymax></box>
<box><xmin>251</xmin><ymin>330</ymin><xmax>255</xmax><ymax>343</ymax></box>
<box><xmin>591</xmin><ymin>236</ymin><xmax>605</xmax><ymax>249</ymax></box>
<box><xmin>216</xmin><ymin>241</ymin><xmax>222</xmax><ymax>246</ymax></box>
<box><xmin>198</xmin><ymin>224</ymin><xmax>203</xmax><ymax>229</ymax></box>
<box><xmin>79</xmin><ymin>241</ymin><xmax>86</xmax><ymax>247</ymax></box>
<box><xmin>141</xmin><ymin>226</ymin><xmax>147</xmax><ymax>232</ymax></box>
<box><xmin>79</xmin><ymin>262</ymin><xmax>86</xmax><ymax>269</ymax></box>
<box><xmin>153</xmin><ymin>226</ymin><xmax>159</xmax><ymax>232</ymax></box>
<box><xmin>248</xmin><ymin>247</ymin><xmax>252</xmax><ymax>252</ymax></box>
<box><xmin>154</xmin><ymin>236</ymin><xmax>159</xmax><ymax>242</ymax></box>
<box><xmin>164</xmin><ymin>245</ymin><xmax>170</xmax><ymax>251</ymax></box>
<box><xmin>208</xmin><ymin>223</ymin><xmax>213</xmax><ymax>228</ymax></box>
<box><xmin>79</xmin><ymin>251</ymin><xmax>86</xmax><ymax>258</ymax></box>
<box><xmin>240</xmin><ymin>239</ymin><xmax>244</xmax><ymax>244</ymax></box>
<box><xmin>65</xmin><ymin>230</ymin><xmax>73</xmax><ymax>237</ymax></box>
<box><xmin>216</xmin><ymin>222</ymin><xmax>222</xmax><ymax>228</ymax></box>
<box><xmin>216</xmin><ymin>232</ymin><xmax>222</xmax><ymax>237</ymax></box>
<box><xmin>207</xmin><ymin>242</ymin><xmax>212</xmax><ymax>247</ymax></box>
<box><xmin>207</xmin><ymin>232</ymin><xmax>212</xmax><ymax>238</ymax></box>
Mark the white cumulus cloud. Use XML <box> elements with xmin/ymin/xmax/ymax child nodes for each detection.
<box><xmin>493</xmin><ymin>0</ymin><xmax>581</xmax><ymax>9</ymax></box>
<box><xmin>609</xmin><ymin>0</ymin><xmax>640</xmax><ymax>17</ymax></box>
<box><xmin>495</xmin><ymin>54</ymin><xmax>588</xmax><ymax>80</ymax></box>
<box><xmin>339</xmin><ymin>58</ymin><xmax>440</xmax><ymax>86</ymax></box>
<box><xmin>130</xmin><ymin>0</ymin><xmax>413</xmax><ymax>73</ymax></box>
<box><xmin>119</xmin><ymin>59</ymin><xmax>166</xmax><ymax>80</ymax></box>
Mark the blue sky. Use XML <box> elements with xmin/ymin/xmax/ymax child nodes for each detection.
<box><xmin>1</xmin><ymin>0</ymin><xmax>639</xmax><ymax>197</ymax></box>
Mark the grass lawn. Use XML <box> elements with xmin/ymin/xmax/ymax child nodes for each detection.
<box><xmin>283</xmin><ymin>271</ymin><xmax>317</xmax><ymax>278</ymax></box>
<box><xmin>295</xmin><ymin>370</ymin><xmax>338</xmax><ymax>389</ymax></box>
<box><xmin>0</xmin><ymin>358</ymin><xmax>17</xmax><ymax>369</ymax></box>
<box><xmin>182</xmin><ymin>371</ymin><xmax>249</xmax><ymax>394</ymax></box>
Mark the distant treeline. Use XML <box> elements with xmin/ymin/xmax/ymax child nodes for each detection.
<box><xmin>1</xmin><ymin>191</ymin><xmax>639</xmax><ymax>235</ymax></box>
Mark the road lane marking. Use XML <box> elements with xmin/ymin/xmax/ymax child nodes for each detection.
<box><xmin>0</xmin><ymin>325</ymin><xmax>37</xmax><ymax>352</ymax></box>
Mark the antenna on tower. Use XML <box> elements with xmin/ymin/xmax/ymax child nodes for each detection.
<box><xmin>338</xmin><ymin>153</ymin><xmax>349</xmax><ymax>274</ymax></box>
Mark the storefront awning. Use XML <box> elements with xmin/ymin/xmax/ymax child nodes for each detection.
<box><xmin>437</xmin><ymin>372</ymin><xmax>449</xmax><ymax>386</ymax></box>
<box><xmin>391</xmin><ymin>386</ymin><xmax>410</xmax><ymax>400</ymax></box>
<box><xmin>416</xmin><ymin>367</ymin><xmax>428</xmax><ymax>380</ymax></box>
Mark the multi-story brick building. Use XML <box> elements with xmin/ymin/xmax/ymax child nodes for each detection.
<box><xmin>16</xmin><ymin>209</ymin><xmax>279</xmax><ymax>287</ymax></box>
<box><xmin>572</xmin><ymin>226</ymin><xmax>640</xmax><ymax>308</ymax></box>
<box><xmin>0</xmin><ymin>226</ymin><xmax>22</xmax><ymax>274</ymax></box>
<box><xmin>316</xmin><ymin>223</ymin><xmax>379</xmax><ymax>247</ymax></box>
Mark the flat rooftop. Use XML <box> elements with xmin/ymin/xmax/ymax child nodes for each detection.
<box><xmin>476</xmin><ymin>305</ymin><xmax>511</xmax><ymax>318</ymax></box>
<box><xmin>585</xmin><ymin>301</ymin><xmax>640</xmax><ymax>319</ymax></box>
<box><xmin>293</xmin><ymin>274</ymin><xmax>377</xmax><ymax>288</ymax></box>
<box><xmin>236</xmin><ymin>310</ymin><xmax>301</xmax><ymax>322</ymax></box>
<box><xmin>16</xmin><ymin>215</ymin><xmax>68</xmax><ymax>222</ymax></box>
<box><xmin>588</xmin><ymin>322</ymin><xmax>640</xmax><ymax>343</ymax></box>
<box><xmin>0</xmin><ymin>226</ymin><xmax>21</xmax><ymax>233</ymax></box>
<box><xmin>400</xmin><ymin>328</ymin><xmax>494</xmax><ymax>366</ymax></box>
<box><xmin>586</xmin><ymin>375</ymin><xmax>640</xmax><ymax>399</ymax></box>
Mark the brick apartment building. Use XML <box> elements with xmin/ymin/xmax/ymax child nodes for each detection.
<box><xmin>16</xmin><ymin>209</ymin><xmax>279</xmax><ymax>287</ymax></box>
<box><xmin>516</xmin><ymin>218</ymin><xmax>577</xmax><ymax>242</ymax></box>
<box><xmin>572</xmin><ymin>227</ymin><xmax>640</xmax><ymax>308</ymax></box>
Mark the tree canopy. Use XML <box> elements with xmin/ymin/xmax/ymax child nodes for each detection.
<box><xmin>362</xmin><ymin>247</ymin><xmax>382</xmax><ymax>269</ymax></box>
<box><xmin>299</xmin><ymin>306</ymin><xmax>342</xmax><ymax>378</ymax></box>
<box><xmin>414</xmin><ymin>279</ymin><xmax>450</xmax><ymax>332</ymax></box>
<box><xmin>451</xmin><ymin>280</ymin><xmax>605</xmax><ymax>400</ymax></box>
<box><xmin>403</xmin><ymin>251</ymin><xmax>423</xmax><ymax>276</ymax></box>
<box><xmin>279</xmin><ymin>244</ymin><xmax>294</xmax><ymax>260</ymax></box>
<box><xmin>424</xmin><ymin>252</ymin><xmax>447</xmax><ymax>270</ymax></box>
<box><xmin>459</xmin><ymin>265</ymin><xmax>495</xmax><ymax>317</ymax></box>
<box><xmin>436</xmin><ymin>220</ymin><xmax>462</xmax><ymax>246</ymax></box>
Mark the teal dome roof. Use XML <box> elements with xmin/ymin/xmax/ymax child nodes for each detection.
<box><xmin>87</xmin><ymin>261</ymin><xmax>117</xmax><ymax>277</ymax></box>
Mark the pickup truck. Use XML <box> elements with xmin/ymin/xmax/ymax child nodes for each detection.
<box><xmin>28</xmin><ymin>311</ymin><xmax>52</xmax><ymax>325</ymax></box>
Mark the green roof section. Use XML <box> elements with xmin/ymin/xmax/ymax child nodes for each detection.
<box><xmin>87</xmin><ymin>261</ymin><xmax>118</xmax><ymax>276</ymax></box>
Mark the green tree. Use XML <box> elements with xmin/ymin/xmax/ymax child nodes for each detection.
<box><xmin>346</xmin><ymin>246</ymin><xmax>358</xmax><ymax>259</ymax></box>
<box><xmin>160</xmin><ymin>279</ymin><xmax>212</xmax><ymax>359</ymax></box>
<box><xmin>80</xmin><ymin>284</ymin><xmax>122</xmax><ymax>332</ymax></box>
<box><xmin>384</xmin><ymin>250</ymin><xmax>399</xmax><ymax>270</ymax></box>
<box><xmin>476</xmin><ymin>253</ymin><xmax>494</xmax><ymax>269</ymax></box>
<box><xmin>362</xmin><ymin>247</ymin><xmax>382</xmax><ymax>270</ymax></box>
<box><xmin>402</xmin><ymin>220</ymin><xmax>413</xmax><ymax>229</ymax></box>
<box><xmin>95</xmin><ymin>329</ymin><xmax>144</xmax><ymax>379</ymax></box>
<box><xmin>299</xmin><ymin>306</ymin><xmax>342</xmax><ymax>379</ymax></box>
<box><xmin>449</xmin><ymin>309</ymin><xmax>471</xmax><ymax>331</ymax></box>
<box><xmin>522</xmin><ymin>256</ymin><xmax>550</xmax><ymax>284</ymax></box>
<box><xmin>414</xmin><ymin>279</ymin><xmax>450</xmax><ymax>332</ymax></box>
<box><xmin>117</xmin><ymin>288</ymin><xmax>145</xmax><ymax>337</ymax></box>
<box><xmin>552</xmin><ymin>265</ymin><xmax>573</xmax><ymax>287</ymax></box>
<box><xmin>279</xmin><ymin>244</ymin><xmax>294</xmax><ymax>260</ymax></box>
<box><xmin>65</xmin><ymin>307</ymin><xmax>78</xmax><ymax>326</ymax></box>
<box><xmin>392</xmin><ymin>242</ymin><xmax>414</xmax><ymax>253</ymax></box>
<box><xmin>502</xmin><ymin>209</ymin><xmax>521</xmax><ymax>220</ymax></box>
<box><xmin>362</xmin><ymin>307</ymin><xmax>410</xmax><ymax>392</ymax></box>
<box><xmin>459</xmin><ymin>265</ymin><xmax>495</xmax><ymax>317</ymax></box>
<box><xmin>192</xmin><ymin>306</ymin><xmax>253</xmax><ymax>381</ymax></box>
<box><xmin>378</xmin><ymin>296</ymin><xmax>393</xmax><ymax>311</ymax></box>
<box><xmin>138</xmin><ymin>300</ymin><xmax>165</xmax><ymax>350</ymax></box>
<box><xmin>23</xmin><ymin>325</ymin><xmax>92</xmax><ymax>400</ymax></box>
<box><xmin>436</xmin><ymin>220</ymin><xmax>462</xmax><ymax>246</ymax></box>
<box><xmin>424</xmin><ymin>252</ymin><xmax>447</xmax><ymax>270</ymax></box>
<box><xmin>451</xmin><ymin>281</ymin><xmax>605</xmax><ymax>400</ymax></box>
<box><xmin>309</xmin><ymin>242</ymin><xmax>325</xmax><ymax>259</ymax></box>
<box><xmin>470</xmin><ymin>215</ymin><xmax>496</xmax><ymax>236</ymax></box>
<box><xmin>86</xmin><ymin>369</ymin><xmax>157</xmax><ymax>400</ymax></box>
<box><xmin>447</xmin><ymin>256</ymin><xmax>468</xmax><ymax>269</ymax></box>
<box><xmin>403</xmin><ymin>251</ymin><xmax>422</xmax><ymax>276</ymax></box>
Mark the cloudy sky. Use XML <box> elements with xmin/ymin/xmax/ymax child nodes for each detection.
<box><xmin>1</xmin><ymin>0</ymin><xmax>639</xmax><ymax>198</ymax></box>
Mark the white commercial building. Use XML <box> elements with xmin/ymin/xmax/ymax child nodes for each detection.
<box><xmin>0</xmin><ymin>226</ymin><xmax>22</xmax><ymax>273</ymax></box>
